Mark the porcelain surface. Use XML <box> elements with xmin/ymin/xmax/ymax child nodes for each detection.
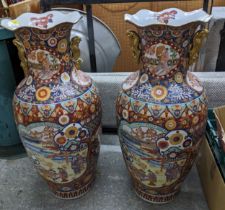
<box><xmin>117</xmin><ymin>9</ymin><xmax>211</xmax><ymax>204</ymax></box>
<box><xmin>1</xmin><ymin>10</ymin><xmax>82</xmax><ymax>30</ymax></box>
<box><xmin>1</xmin><ymin>11</ymin><xmax>102</xmax><ymax>199</ymax></box>
<box><xmin>125</xmin><ymin>8</ymin><xmax>212</xmax><ymax>27</ymax></box>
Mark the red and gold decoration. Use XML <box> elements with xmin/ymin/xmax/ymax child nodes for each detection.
<box><xmin>1</xmin><ymin>11</ymin><xmax>102</xmax><ymax>199</ymax></box>
<box><xmin>116</xmin><ymin>8</ymin><xmax>211</xmax><ymax>204</ymax></box>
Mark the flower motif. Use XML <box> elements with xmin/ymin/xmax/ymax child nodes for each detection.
<box><xmin>57</xmin><ymin>39</ymin><xmax>68</xmax><ymax>53</ymax></box>
<box><xmin>151</xmin><ymin>85</ymin><xmax>168</xmax><ymax>100</ymax></box>
<box><xmin>61</xmin><ymin>72</ymin><xmax>70</xmax><ymax>83</ymax></box>
<box><xmin>168</xmin><ymin>132</ymin><xmax>184</xmax><ymax>145</ymax></box>
<box><xmin>48</xmin><ymin>37</ymin><xmax>58</xmax><ymax>47</ymax></box>
<box><xmin>54</xmin><ymin>123</ymin><xmax>89</xmax><ymax>152</ymax></box>
<box><xmin>157</xmin><ymin>130</ymin><xmax>192</xmax><ymax>157</ymax></box>
<box><xmin>158</xmin><ymin>140</ymin><xmax>169</xmax><ymax>149</ymax></box>
<box><xmin>55</xmin><ymin>136</ymin><xmax>67</xmax><ymax>145</ymax></box>
<box><xmin>62</xmin><ymin>54</ymin><xmax>70</xmax><ymax>62</ymax></box>
<box><xmin>122</xmin><ymin>109</ymin><xmax>129</xmax><ymax>119</ymax></box>
<box><xmin>35</xmin><ymin>86</ymin><xmax>51</xmax><ymax>101</ymax></box>
<box><xmin>64</xmin><ymin>126</ymin><xmax>79</xmax><ymax>138</ymax></box>
<box><xmin>165</xmin><ymin>119</ymin><xmax>177</xmax><ymax>130</ymax></box>
<box><xmin>59</xmin><ymin>115</ymin><xmax>69</xmax><ymax>125</ymax></box>
<box><xmin>174</xmin><ymin>72</ymin><xmax>183</xmax><ymax>83</ymax></box>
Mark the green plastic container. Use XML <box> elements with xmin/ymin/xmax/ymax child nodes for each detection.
<box><xmin>0</xmin><ymin>27</ymin><xmax>24</xmax><ymax>157</ymax></box>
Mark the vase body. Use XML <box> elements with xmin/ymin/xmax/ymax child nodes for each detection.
<box><xmin>2</xmin><ymin>11</ymin><xmax>102</xmax><ymax>199</ymax></box>
<box><xmin>116</xmin><ymin>9</ymin><xmax>211</xmax><ymax>203</ymax></box>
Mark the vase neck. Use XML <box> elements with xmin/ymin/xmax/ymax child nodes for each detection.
<box><xmin>15</xmin><ymin>23</ymin><xmax>74</xmax><ymax>76</ymax></box>
<box><xmin>137</xmin><ymin>23</ymin><xmax>202</xmax><ymax>81</ymax></box>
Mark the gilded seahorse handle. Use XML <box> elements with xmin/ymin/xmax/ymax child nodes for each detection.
<box><xmin>13</xmin><ymin>39</ymin><xmax>29</xmax><ymax>77</ymax></box>
<box><xmin>189</xmin><ymin>29</ymin><xmax>209</xmax><ymax>66</ymax></box>
<box><xmin>127</xmin><ymin>30</ymin><xmax>141</xmax><ymax>64</ymax></box>
<box><xmin>71</xmin><ymin>36</ymin><xmax>82</xmax><ymax>69</ymax></box>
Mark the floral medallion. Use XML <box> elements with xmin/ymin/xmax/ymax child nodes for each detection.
<box><xmin>151</xmin><ymin>85</ymin><xmax>168</xmax><ymax>101</ymax></box>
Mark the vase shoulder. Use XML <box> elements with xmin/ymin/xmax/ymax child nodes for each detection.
<box><xmin>15</xmin><ymin>70</ymin><xmax>95</xmax><ymax>105</ymax></box>
<box><xmin>125</xmin><ymin>8</ymin><xmax>211</xmax><ymax>27</ymax></box>
<box><xmin>120</xmin><ymin>70</ymin><xmax>206</xmax><ymax>105</ymax></box>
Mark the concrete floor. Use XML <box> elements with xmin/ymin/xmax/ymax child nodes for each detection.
<box><xmin>0</xmin><ymin>135</ymin><xmax>208</xmax><ymax>210</ymax></box>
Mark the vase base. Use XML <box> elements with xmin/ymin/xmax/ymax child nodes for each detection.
<box><xmin>51</xmin><ymin>179</ymin><xmax>94</xmax><ymax>200</ymax></box>
<box><xmin>134</xmin><ymin>187</ymin><xmax>179</xmax><ymax>204</ymax></box>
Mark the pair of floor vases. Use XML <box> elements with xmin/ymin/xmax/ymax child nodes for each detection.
<box><xmin>1</xmin><ymin>9</ymin><xmax>211</xmax><ymax>203</ymax></box>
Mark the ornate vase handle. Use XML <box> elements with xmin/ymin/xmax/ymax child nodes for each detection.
<box><xmin>70</xmin><ymin>36</ymin><xmax>82</xmax><ymax>70</ymax></box>
<box><xmin>189</xmin><ymin>29</ymin><xmax>209</xmax><ymax>66</ymax></box>
<box><xmin>13</xmin><ymin>38</ymin><xmax>29</xmax><ymax>77</ymax></box>
<box><xmin>127</xmin><ymin>30</ymin><xmax>141</xmax><ymax>64</ymax></box>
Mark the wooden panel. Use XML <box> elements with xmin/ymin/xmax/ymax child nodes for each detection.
<box><xmin>150</xmin><ymin>0</ymin><xmax>225</xmax><ymax>11</ymax></box>
<box><xmin>8</xmin><ymin>0</ymin><xmax>41</xmax><ymax>18</ymax></box>
<box><xmin>196</xmin><ymin>138</ymin><xmax>225</xmax><ymax>210</ymax></box>
<box><xmin>213</xmin><ymin>0</ymin><xmax>225</xmax><ymax>6</ymax></box>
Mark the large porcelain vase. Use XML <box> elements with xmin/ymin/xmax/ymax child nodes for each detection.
<box><xmin>116</xmin><ymin>8</ymin><xmax>211</xmax><ymax>203</ymax></box>
<box><xmin>1</xmin><ymin>11</ymin><xmax>102</xmax><ymax>199</ymax></box>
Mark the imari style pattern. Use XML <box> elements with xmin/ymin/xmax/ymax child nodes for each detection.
<box><xmin>116</xmin><ymin>9</ymin><xmax>211</xmax><ymax>203</ymax></box>
<box><xmin>1</xmin><ymin>11</ymin><xmax>102</xmax><ymax>199</ymax></box>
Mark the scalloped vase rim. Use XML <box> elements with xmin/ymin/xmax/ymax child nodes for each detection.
<box><xmin>124</xmin><ymin>8</ymin><xmax>212</xmax><ymax>27</ymax></box>
<box><xmin>0</xmin><ymin>10</ymin><xmax>82</xmax><ymax>31</ymax></box>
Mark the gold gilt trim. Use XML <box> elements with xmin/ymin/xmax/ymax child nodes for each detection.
<box><xmin>71</xmin><ymin>36</ymin><xmax>82</xmax><ymax>70</ymax></box>
<box><xmin>127</xmin><ymin>30</ymin><xmax>141</xmax><ymax>64</ymax></box>
<box><xmin>189</xmin><ymin>29</ymin><xmax>208</xmax><ymax>66</ymax></box>
<box><xmin>13</xmin><ymin>38</ymin><xmax>29</xmax><ymax>77</ymax></box>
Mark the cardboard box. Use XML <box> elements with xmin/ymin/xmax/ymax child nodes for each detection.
<box><xmin>214</xmin><ymin>105</ymin><xmax>225</xmax><ymax>153</ymax></box>
<box><xmin>196</xmin><ymin>137</ymin><xmax>225</xmax><ymax>210</ymax></box>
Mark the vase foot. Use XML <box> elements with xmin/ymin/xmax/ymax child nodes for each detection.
<box><xmin>50</xmin><ymin>179</ymin><xmax>95</xmax><ymax>200</ymax></box>
<box><xmin>134</xmin><ymin>187</ymin><xmax>179</xmax><ymax>204</ymax></box>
